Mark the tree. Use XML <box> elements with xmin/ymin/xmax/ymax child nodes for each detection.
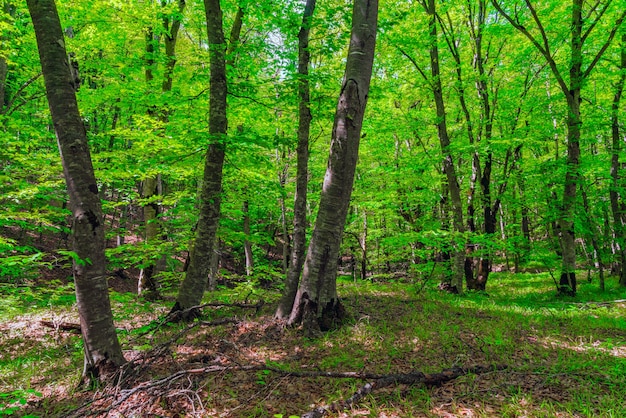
<box><xmin>288</xmin><ymin>0</ymin><xmax>378</xmax><ymax>332</ymax></box>
<box><xmin>26</xmin><ymin>0</ymin><xmax>125</xmax><ymax>382</ymax></box>
<box><xmin>171</xmin><ymin>0</ymin><xmax>243</xmax><ymax>318</ymax></box>
<box><xmin>491</xmin><ymin>0</ymin><xmax>626</xmax><ymax>295</ymax></box>
<box><xmin>610</xmin><ymin>33</ymin><xmax>626</xmax><ymax>287</ymax></box>
<box><xmin>139</xmin><ymin>0</ymin><xmax>187</xmax><ymax>298</ymax></box>
<box><xmin>275</xmin><ymin>0</ymin><xmax>316</xmax><ymax>320</ymax></box>
<box><xmin>423</xmin><ymin>0</ymin><xmax>465</xmax><ymax>293</ymax></box>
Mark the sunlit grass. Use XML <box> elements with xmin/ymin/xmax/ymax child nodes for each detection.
<box><xmin>1</xmin><ymin>270</ymin><xmax>625</xmax><ymax>416</ymax></box>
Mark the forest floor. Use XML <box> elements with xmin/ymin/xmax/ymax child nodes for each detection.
<box><xmin>1</xmin><ymin>271</ymin><xmax>625</xmax><ymax>417</ymax></box>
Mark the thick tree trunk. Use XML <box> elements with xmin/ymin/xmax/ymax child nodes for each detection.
<box><xmin>27</xmin><ymin>0</ymin><xmax>125</xmax><ymax>382</ymax></box>
<box><xmin>287</xmin><ymin>0</ymin><xmax>378</xmax><ymax>332</ymax></box>
<box><xmin>610</xmin><ymin>34</ymin><xmax>626</xmax><ymax>287</ymax></box>
<box><xmin>426</xmin><ymin>0</ymin><xmax>464</xmax><ymax>293</ymax></box>
<box><xmin>275</xmin><ymin>0</ymin><xmax>316</xmax><ymax>319</ymax></box>
<box><xmin>172</xmin><ymin>0</ymin><xmax>231</xmax><ymax>318</ymax></box>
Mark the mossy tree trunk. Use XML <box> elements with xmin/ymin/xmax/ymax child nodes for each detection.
<box><xmin>27</xmin><ymin>0</ymin><xmax>125</xmax><ymax>383</ymax></box>
<box><xmin>287</xmin><ymin>0</ymin><xmax>378</xmax><ymax>333</ymax></box>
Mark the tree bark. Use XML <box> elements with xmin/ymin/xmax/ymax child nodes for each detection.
<box><xmin>27</xmin><ymin>0</ymin><xmax>125</xmax><ymax>382</ymax></box>
<box><xmin>425</xmin><ymin>0</ymin><xmax>465</xmax><ymax>293</ymax></box>
<box><xmin>610</xmin><ymin>33</ymin><xmax>626</xmax><ymax>287</ymax></box>
<box><xmin>243</xmin><ymin>200</ymin><xmax>253</xmax><ymax>276</ymax></box>
<box><xmin>287</xmin><ymin>0</ymin><xmax>378</xmax><ymax>332</ymax></box>
<box><xmin>139</xmin><ymin>0</ymin><xmax>186</xmax><ymax>297</ymax></box>
<box><xmin>275</xmin><ymin>0</ymin><xmax>316</xmax><ymax>319</ymax></box>
<box><xmin>171</xmin><ymin>0</ymin><xmax>234</xmax><ymax>318</ymax></box>
<box><xmin>0</xmin><ymin>1</ymin><xmax>14</xmax><ymax>115</ymax></box>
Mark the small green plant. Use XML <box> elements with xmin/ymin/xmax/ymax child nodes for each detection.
<box><xmin>256</xmin><ymin>369</ymin><xmax>271</xmax><ymax>386</ymax></box>
<box><xmin>0</xmin><ymin>389</ymin><xmax>42</xmax><ymax>416</ymax></box>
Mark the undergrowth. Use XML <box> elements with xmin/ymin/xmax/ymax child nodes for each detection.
<box><xmin>0</xmin><ymin>271</ymin><xmax>624</xmax><ymax>417</ymax></box>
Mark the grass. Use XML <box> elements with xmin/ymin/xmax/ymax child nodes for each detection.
<box><xmin>0</xmin><ymin>270</ymin><xmax>625</xmax><ymax>416</ymax></box>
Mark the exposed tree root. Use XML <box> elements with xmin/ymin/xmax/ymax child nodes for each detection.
<box><xmin>166</xmin><ymin>299</ymin><xmax>265</xmax><ymax>322</ymax></box>
<box><xmin>69</xmin><ymin>361</ymin><xmax>506</xmax><ymax>417</ymax></box>
<box><xmin>301</xmin><ymin>364</ymin><xmax>507</xmax><ymax>418</ymax></box>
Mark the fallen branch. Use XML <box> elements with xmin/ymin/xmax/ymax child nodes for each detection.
<box><xmin>70</xmin><ymin>361</ymin><xmax>505</xmax><ymax>417</ymax></box>
<box><xmin>40</xmin><ymin>320</ymin><xmax>81</xmax><ymax>334</ymax></box>
<box><xmin>301</xmin><ymin>364</ymin><xmax>507</xmax><ymax>418</ymax></box>
<box><xmin>578</xmin><ymin>299</ymin><xmax>626</xmax><ymax>307</ymax></box>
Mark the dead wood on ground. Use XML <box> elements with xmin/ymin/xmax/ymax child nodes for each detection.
<box><xmin>166</xmin><ymin>299</ymin><xmax>265</xmax><ymax>322</ymax></box>
<box><xmin>40</xmin><ymin>320</ymin><xmax>81</xmax><ymax>333</ymax></box>
<box><xmin>301</xmin><ymin>364</ymin><xmax>507</xmax><ymax>418</ymax></box>
<box><xmin>69</xmin><ymin>362</ymin><xmax>506</xmax><ymax>417</ymax></box>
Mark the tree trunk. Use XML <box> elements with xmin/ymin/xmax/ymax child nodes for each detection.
<box><xmin>243</xmin><ymin>200</ymin><xmax>253</xmax><ymax>276</ymax></box>
<box><xmin>610</xmin><ymin>33</ymin><xmax>626</xmax><ymax>287</ymax></box>
<box><xmin>172</xmin><ymin>0</ymin><xmax>235</xmax><ymax>318</ymax></box>
<box><xmin>139</xmin><ymin>0</ymin><xmax>185</xmax><ymax>297</ymax></box>
<box><xmin>27</xmin><ymin>0</ymin><xmax>125</xmax><ymax>382</ymax></box>
<box><xmin>581</xmin><ymin>187</ymin><xmax>604</xmax><ymax>290</ymax></box>
<box><xmin>0</xmin><ymin>2</ymin><xmax>15</xmax><ymax>116</ymax></box>
<box><xmin>275</xmin><ymin>0</ymin><xmax>316</xmax><ymax>319</ymax></box>
<box><xmin>425</xmin><ymin>0</ymin><xmax>464</xmax><ymax>293</ymax></box>
<box><xmin>557</xmin><ymin>1</ymin><xmax>583</xmax><ymax>296</ymax></box>
<box><xmin>287</xmin><ymin>0</ymin><xmax>378</xmax><ymax>332</ymax></box>
<box><xmin>491</xmin><ymin>0</ymin><xmax>626</xmax><ymax>295</ymax></box>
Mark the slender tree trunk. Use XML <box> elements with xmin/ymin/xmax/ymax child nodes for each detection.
<box><xmin>243</xmin><ymin>200</ymin><xmax>253</xmax><ymax>276</ymax></box>
<box><xmin>172</xmin><ymin>0</ymin><xmax>238</xmax><ymax>318</ymax></box>
<box><xmin>581</xmin><ymin>187</ymin><xmax>604</xmax><ymax>290</ymax></box>
<box><xmin>277</xmin><ymin>156</ymin><xmax>290</xmax><ymax>274</ymax></box>
<box><xmin>557</xmin><ymin>1</ymin><xmax>583</xmax><ymax>296</ymax></box>
<box><xmin>491</xmin><ymin>0</ymin><xmax>626</xmax><ymax>295</ymax></box>
<box><xmin>139</xmin><ymin>0</ymin><xmax>185</xmax><ymax>297</ymax></box>
<box><xmin>27</xmin><ymin>0</ymin><xmax>125</xmax><ymax>382</ymax></box>
<box><xmin>287</xmin><ymin>0</ymin><xmax>378</xmax><ymax>332</ymax></box>
<box><xmin>425</xmin><ymin>0</ymin><xmax>464</xmax><ymax>293</ymax></box>
<box><xmin>275</xmin><ymin>0</ymin><xmax>316</xmax><ymax>319</ymax></box>
<box><xmin>610</xmin><ymin>33</ymin><xmax>626</xmax><ymax>287</ymax></box>
<box><xmin>0</xmin><ymin>2</ymin><xmax>15</xmax><ymax>117</ymax></box>
<box><xmin>361</xmin><ymin>211</ymin><xmax>368</xmax><ymax>280</ymax></box>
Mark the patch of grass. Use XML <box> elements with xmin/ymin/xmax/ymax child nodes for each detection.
<box><xmin>1</xmin><ymin>271</ymin><xmax>625</xmax><ymax>417</ymax></box>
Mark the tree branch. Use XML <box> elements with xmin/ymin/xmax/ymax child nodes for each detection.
<box><xmin>490</xmin><ymin>0</ymin><xmax>569</xmax><ymax>98</ymax></box>
<box><xmin>582</xmin><ymin>10</ymin><xmax>626</xmax><ymax>80</ymax></box>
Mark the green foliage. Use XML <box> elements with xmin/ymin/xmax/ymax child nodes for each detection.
<box><xmin>0</xmin><ymin>389</ymin><xmax>41</xmax><ymax>416</ymax></box>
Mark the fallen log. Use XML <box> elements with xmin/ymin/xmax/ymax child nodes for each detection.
<box><xmin>301</xmin><ymin>364</ymin><xmax>507</xmax><ymax>418</ymax></box>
